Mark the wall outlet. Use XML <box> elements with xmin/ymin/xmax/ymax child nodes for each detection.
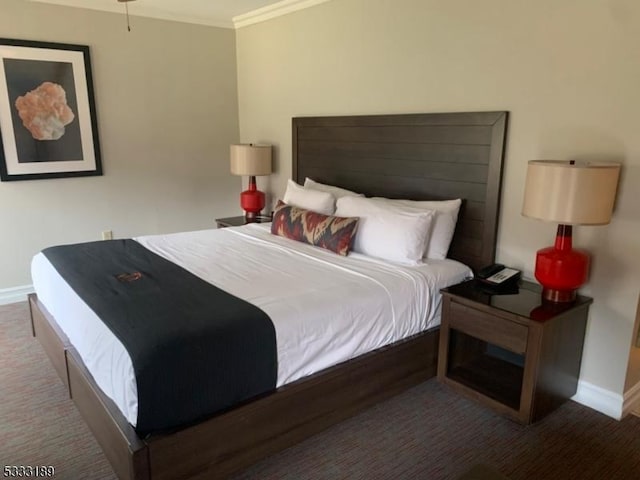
<box><xmin>102</xmin><ymin>230</ymin><xmax>113</xmax><ymax>240</ymax></box>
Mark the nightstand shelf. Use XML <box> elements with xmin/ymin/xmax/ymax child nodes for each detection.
<box><xmin>216</xmin><ymin>215</ymin><xmax>272</xmax><ymax>229</ymax></box>
<box><xmin>438</xmin><ymin>280</ymin><xmax>592</xmax><ymax>424</ymax></box>
<box><xmin>447</xmin><ymin>347</ymin><xmax>524</xmax><ymax>411</ymax></box>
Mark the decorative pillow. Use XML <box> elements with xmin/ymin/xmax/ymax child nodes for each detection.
<box><xmin>283</xmin><ymin>179</ymin><xmax>335</xmax><ymax>215</ymax></box>
<box><xmin>369</xmin><ymin>197</ymin><xmax>462</xmax><ymax>260</ymax></box>
<box><xmin>271</xmin><ymin>201</ymin><xmax>359</xmax><ymax>256</ymax></box>
<box><xmin>335</xmin><ymin>196</ymin><xmax>435</xmax><ymax>265</ymax></box>
<box><xmin>304</xmin><ymin>177</ymin><xmax>364</xmax><ymax>199</ymax></box>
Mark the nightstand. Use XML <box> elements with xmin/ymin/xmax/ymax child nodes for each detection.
<box><xmin>215</xmin><ymin>215</ymin><xmax>272</xmax><ymax>229</ymax></box>
<box><xmin>437</xmin><ymin>280</ymin><xmax>592</xmax><ymax>424</ymax></box>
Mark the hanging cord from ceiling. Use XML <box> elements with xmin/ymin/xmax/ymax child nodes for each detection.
<box><xmin>118</xmin><ymin>0</ymin><xmax>135</xmax><ymax>32</ymax></box>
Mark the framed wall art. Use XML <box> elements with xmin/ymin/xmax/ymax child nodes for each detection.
<box><xmin>0</xmin><ymin>38</ymin><xmax>102</xmax><ymax>181</ymax></box>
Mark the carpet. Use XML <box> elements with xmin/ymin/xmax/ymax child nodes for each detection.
<box><xmin>2</xmin><ymin>301</ymin><xmax>640</xmax><ymax>479</ymax></box>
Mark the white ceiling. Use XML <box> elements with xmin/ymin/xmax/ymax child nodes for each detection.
<box><xmin>28</xmin><ymin>0</ymin><xmax>328</xmax><ymax>28</ymax></box>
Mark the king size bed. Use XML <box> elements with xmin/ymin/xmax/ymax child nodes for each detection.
<box><xmin>29</xmin><ymin>111</ymin><xmax>508</xmax><ymax>479</ymax></box>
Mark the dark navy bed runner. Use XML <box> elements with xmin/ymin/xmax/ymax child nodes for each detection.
<box><xmin>43</xmin><ymin>239</ymin><xmax>277</xmax><ymax>435</ymax></box>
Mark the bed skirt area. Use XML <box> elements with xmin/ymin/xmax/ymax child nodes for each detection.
<box><xmin>29</xmin><ymin>293</ymin><xmax>439</xmax><ymax>480</ymax></box>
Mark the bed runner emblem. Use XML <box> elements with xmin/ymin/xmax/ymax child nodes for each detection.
<box><xmin>115</xmin><ymin>272</ymin><xmax>143</xmax><ymax>283</ymax></box>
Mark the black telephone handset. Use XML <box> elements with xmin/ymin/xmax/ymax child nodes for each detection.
<box><xmin>476</xmin><ymin>263</ymin><xmax>521</xmax><ymax>292</ymax></box>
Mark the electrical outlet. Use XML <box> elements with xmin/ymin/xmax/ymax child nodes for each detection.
<box><xmin>102</xmin><ymin>230</ymin><xmax>113</xmax><ymax>240</ymax></box>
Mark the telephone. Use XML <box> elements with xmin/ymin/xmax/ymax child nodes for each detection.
<box><xmin>476</xmin><ymin>263</ymin><xmax>521</xmax><ymax>291</ymax></box>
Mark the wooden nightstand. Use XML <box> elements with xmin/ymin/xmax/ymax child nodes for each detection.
<box><xmin>438</xmin><ymin>280</ymin><xmax>592</xmax><ymax>424</ymax></box>
<box><xmin>215</xmin><ymin>215</ymin><xmax>272</xmax><ymax>229</ymax></box>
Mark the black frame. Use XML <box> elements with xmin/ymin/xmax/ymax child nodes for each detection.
<box><xmin>0</xmin><ymin>38</ymin><xmax>102</xmax><ymax>181</ymax></box>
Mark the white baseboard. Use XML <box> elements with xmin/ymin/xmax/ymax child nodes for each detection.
<box><xmin>622</xmin><ymin>381</ymin><xmax>640</xmax><ymax>417</ymax></box>
<box><xmin>572</xmin><ymin>380</ymin><xmax>624</xmax><ymax>420</ymax></box>
<box><xmin>0</xmin><ymin>284</ymin><xmax>34</xmax><ymax>306</ymax></box>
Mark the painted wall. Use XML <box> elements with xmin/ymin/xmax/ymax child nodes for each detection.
<box><xmin>236</xmin><ymin>0</ymin><xmax>640</xmax><ymax>400</ymax></box>
<box><xmin>0</xmin><ymin>0</ymin><xmax>241</xmax><ymax>290</ymax></box>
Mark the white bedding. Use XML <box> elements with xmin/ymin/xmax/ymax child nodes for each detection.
<box><xmin>31</xmin><ymin>223</ymin><xmax>472</xmax><ymax>427</ymax></box>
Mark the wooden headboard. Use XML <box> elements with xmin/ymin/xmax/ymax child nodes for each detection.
<box><xmin>292</xmin><ymin>111</ymin><xmax>508</xmax><ymax>272</ymax></box>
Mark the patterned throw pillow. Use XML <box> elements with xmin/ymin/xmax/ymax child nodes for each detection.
<box><xmin>271</xmin><ymin>200</ymin><xmax>359</xmax><ymax>256</ymax></box>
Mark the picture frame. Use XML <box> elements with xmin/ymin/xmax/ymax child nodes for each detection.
<box><xmin>0</xmin><ymin>38</ymin><xmax>102</xmax><ymax>181</ymax></box>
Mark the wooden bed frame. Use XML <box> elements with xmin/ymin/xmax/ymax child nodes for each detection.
<box><xmin>29</xmin><ymin>111</ymin><xmax>508</xmax><ymax>480</ymax></box>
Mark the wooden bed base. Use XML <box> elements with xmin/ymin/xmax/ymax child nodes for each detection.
<box><xmin>30</xmin><ymin>294</ymin><xmax>439</xmax><ymax>480</ymax></box>
<box><xmin>29</xmin><ymin>111</ymin><xmax>507</xmax><ymax>479</ymax></box>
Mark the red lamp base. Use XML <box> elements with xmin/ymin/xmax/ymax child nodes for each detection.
<box><xmin>240</xmin><ymin>175</ymin><xmax>265</xmax><ymax>220</ymax></box>
<box><xmin>534</xmin><ymin>225</ymin><xmax>589</xmax><ymax>303</ymax></box>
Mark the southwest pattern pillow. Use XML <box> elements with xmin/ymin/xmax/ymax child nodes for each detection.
<box><xmin>271</xmin><ymin>200</ymin><xmax>359</xmax><ymax>256</ymax></box>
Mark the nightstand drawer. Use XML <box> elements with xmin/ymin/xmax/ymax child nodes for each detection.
<box><xmin>449</xmin><ymin>302</ymin><xmax>528</xmax><ymax>354</ymax></box>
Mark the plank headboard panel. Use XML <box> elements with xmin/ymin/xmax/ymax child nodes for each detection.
<box><xmin>292</xmin><ymin>111</ymin><xmax>508</xmax><ymax>272</ymax></box>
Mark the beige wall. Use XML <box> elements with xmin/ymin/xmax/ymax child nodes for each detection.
<box><xmin>237</xmin><ymin>0</ymin><xmax>640</xmax><ymax>398</ymax></box>
<box><xmin>0</xmin><ymin>0</ymin><xmax>241</xmax><ymax>289</ymax></box>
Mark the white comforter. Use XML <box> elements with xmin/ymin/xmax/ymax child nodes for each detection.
<box><xmin>31</xmin><ymin>224</ymin><xmax>471</xmax><ymax>427</ymax></box>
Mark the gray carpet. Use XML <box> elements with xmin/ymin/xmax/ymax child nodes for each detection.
<box><xmin>2</xmin><ymin>301</ymin><xmax>640</xmax><ymax>479</ymax></box>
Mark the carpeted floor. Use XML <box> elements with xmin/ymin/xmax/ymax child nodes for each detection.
<box><xmin>2</xmin><ymin>301</ymin><xmax>640</xmax><ymax>479</ymax></box>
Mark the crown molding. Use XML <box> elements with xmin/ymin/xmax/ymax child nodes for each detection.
<box><xmin>233</xmin><ymin>0</ymin><xmax>334</xmax><ymax>29</ymax></box>
<box><xmin>27</xmin><ymin>0</ymin><xmax>235</xmax><ymax>29</ymax></box>
<box><xmin>28</xmin><ymin>0</ymin><xmax>333</xmax><ymax>29</ymax></box>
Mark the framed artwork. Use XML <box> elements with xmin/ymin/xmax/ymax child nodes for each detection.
<box><xmin>0</xmin><ymin>38</ymin><xmax>102</xmax><ymax>181</ymax></box>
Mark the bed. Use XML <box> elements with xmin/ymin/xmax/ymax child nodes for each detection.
<box><xmin>29</xmin><ymin>111</ymin><xmax>508</xmax><ymax>480</ymax></box>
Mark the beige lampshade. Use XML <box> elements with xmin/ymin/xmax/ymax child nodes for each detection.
<box><xmin>522</xmin><ymin>160</ymin><xmax>621</xmax><ymax>225</ymax></box>
<box><xmin>230</xmin><ymin>144</ymin><xmax>272</xmax><ymax>176</ymax></box>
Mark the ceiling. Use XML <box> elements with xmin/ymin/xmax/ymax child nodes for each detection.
<box><xmin>28</xmin><ymin>0</ymin><xmax>325</xmax><ymax>28</ymax></box>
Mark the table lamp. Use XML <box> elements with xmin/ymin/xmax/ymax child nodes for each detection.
<box><xmin>522</xmin><ymin>160</ymin><xmax>620</xmax><ymax>303</ymax></box>
<box><xmin>230</xmin><ymin>144</ymin><xmax>272</xmax><ymax>219</ymax></box>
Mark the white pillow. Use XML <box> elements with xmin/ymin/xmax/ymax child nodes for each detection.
<box><xmin>304</xmin><ymin>178</ymin><xmax>364</xmax><ymax>199</ymax></box>
<box><xmin>369</xmin><ymin>197</ymin><xmax>462</xmax><ymax>260</ymax></box>
<box><xmin>283</xmin><ymin>179</ymin><xmax>335</xmax><ymax>215</ymax></box>
<box><xmin>335</xmin><ymin>196</ymin><xmax>435</xmax><ymax>265</ymax></box>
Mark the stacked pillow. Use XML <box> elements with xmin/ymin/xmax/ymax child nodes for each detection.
<box><xmin>283</xmin><ymin>179</ymin><xmax>335</xmax><ymax>215</ymax></box>
<box><xmin>367</xmin><ymin>197</ymin><xmax>462</xmax><ymax>260</ymax></box>
<box><xmin>282</xmin><ymin>178</ymin><xmax>364</xmax><ymax>215</ymax></box>
<box><xmin>275</xmin><ymin>178</ymin><xmax>462</xmax><ymax>263</ymax></box>
<box><xmin>335</xmin><ymin>196</ymin><xmax>435</xmax><ymax>265</ymax></box>
<box><xmin>303</xmin><ymin>178</ymin><xmax>364</xmax><ymax>200</ymax></box>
